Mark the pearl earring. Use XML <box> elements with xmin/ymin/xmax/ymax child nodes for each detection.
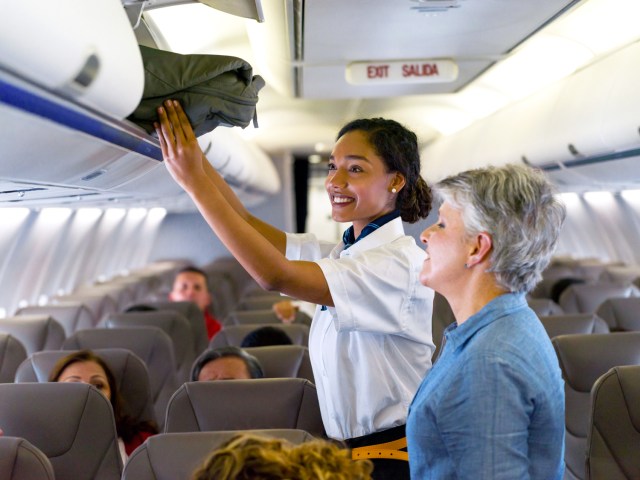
<box><xmin>391</xmin><ymin>188</ymin><xmax>397</xmax><ymax>193</ymax></box>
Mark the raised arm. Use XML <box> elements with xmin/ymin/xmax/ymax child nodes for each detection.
<box><xmin>200</xmin><ymin>152</ymin><xmax>285</xmax><ymax>249</ymax></box>
<box><xmin>155</xmin><ymin>100</ymin><xmax>332</xmax><ymax>306</ymax></box>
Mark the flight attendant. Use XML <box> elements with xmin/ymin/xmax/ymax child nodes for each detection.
<box><xmin>156</xmin><ymin>100</ymin><xmax>434</xmax><ymax>479</ymax></box>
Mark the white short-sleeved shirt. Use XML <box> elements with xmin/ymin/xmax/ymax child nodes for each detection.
<box><xmin>286</xmin><ymin>218</ymin><xmax>435</xmax><ymax>440</ymax></box>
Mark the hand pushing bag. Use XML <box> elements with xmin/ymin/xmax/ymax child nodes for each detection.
<box><xmin>128</xmin><ymin>45</ymin><xmax>265</xmax><ymax>137</ymax></box>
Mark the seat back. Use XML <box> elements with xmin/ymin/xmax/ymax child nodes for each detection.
<box><xmin>0</xmin><ymin>437</ymin><xmax>55</xmax><ymax>480</ymax></box>
<box><xmin>235</xmin><ymin>296</ymin><xmax>282</xmax><ymax>311</ymax></box>
<box><xmin>244</xmin><ymin>345</ymin><xmax>314</xmax><ymax>383</ymax></box>
<box><xmin>15</xmin><ymin>348</ymin><xmax>156</xmax><ymax>426</ymax></box>
<box><xmin>0</xmin><ymin>333</ymin><xmax>27</xmax><ymax>383</ymax></box>
<box><xmin>52</xmin><ymin>294</ymin><xmax>118</xmax><ymax>325</ymax></box>
<box><xmin>431</xmin><ymin>292</ymin><xmax>456</xmax><ymax>360</ymax></box>
<box><xmin>63</xmin><ymin>327</ymin><xmax>179</xmax><ymax>427</ymax></box>
<box><xmin>102</xmin><ymin>311</ymin><xmax>195</xmax><ymax>383</ymax></box>
<box><xmin>586</xmin><ymin>365</ymin><xmax>640</xmax><ymax>480</ymax></box>
<box><xmin>16</xmin><ymin>302</ymin><xmax>95</xmax><ymax>336</ymax></box>
<box><xmin>558</xmin><ymin>283</ymin><xmax>640</xmax><ymax>314</ymax></box>
<box><xmin>224</xmin><ymin>309</ymin><xmax>311</xmax><ymax>326</ymax></box>
<box><xmin>595</xmin><ymin>297</ymin><xmax>640</xmax><ymax>332</ymax></box>
<box><xmin>132</xmin><ymin>301</ymin><xmax>208</xmax><ymax>355</ymax></box>
<box><xmin>0</xmin><ymin>316</ymin><xmax>65</xmax><ymax>355</ymax></box>
<box><xmin>552</xmin><ymin>332</ymin><xmax>640</xmax><ymax>480</ymax></box>
<box><xmin>164</xmin><ymin>378</ymin><xmax>324</xmax><ymax>437</ymax></box>
<box><xmin>210</xmin><ymin>324</ymin><xmax>310</xmax><ymax>348</ymax></box>
<box><xmin>0</xmin><ymin>382</ymin><xmax>122</xmax><ymax>480</ymax></box>
<box><xmin>527</xmin><ymin>297</ymin><xmax>564</xmax><ymax>316</ymax></box>
<box><xmin>539</xmin><ymin>314</ymin><xmax>609</xmax><ymax>339</ymax></box>
<box><xmin>122</xmin><ymin>429</ymin><xmax>316</xmax><ymax>480</ymax></box>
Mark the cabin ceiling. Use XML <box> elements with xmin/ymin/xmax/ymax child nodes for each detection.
<box><xmin>296</xmin><ymin>0</ymin><xmax>571</xmax><ymax>98</ymax></box>
<box><xmin>142</xmin><ymin>0</ymin><xmax>582</xmax><ymax>156</ymax></box>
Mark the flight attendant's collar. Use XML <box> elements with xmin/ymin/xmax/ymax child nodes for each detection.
<box><xmin>341</xmin><ymin>210</ymin><xmax>401</xmax><ymax>250</ymax></box>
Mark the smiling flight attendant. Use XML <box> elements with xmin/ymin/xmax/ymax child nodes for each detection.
<box><xmin>156</xmin><ymin>100</ymin><xmax>435</xmax><ymax>480</ymax></box>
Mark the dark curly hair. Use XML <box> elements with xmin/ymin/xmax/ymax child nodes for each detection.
<box><xmin>337</xmin><ymin>118</ymin><xmax>432</xmax><ymax>223</ymax></box>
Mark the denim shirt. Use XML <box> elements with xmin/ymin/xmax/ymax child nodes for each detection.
<box><xmin>407</xmin><ymin>293</ymin><xmax>565</xmax><ymax>479</ymax></box>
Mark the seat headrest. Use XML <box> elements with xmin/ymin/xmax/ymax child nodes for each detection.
<box><xmin>165</xmin><ymin>378</ymin><xmax>324</xmax><ymax>437</ymax></box>
<box><xmin>553</xmin><ymin>332</ymin><xmax>640</xmax><ymax>391</ymax></box>
<box><xmin>0</xmin><ymin>382</ymin><xmax>122</xmax><ymax>480</ymax></box>
<box><xmin>0</xmin><ymin>436</ymin><xmax>55</xmax><ymax>480</ymax></box>
<box><xmin>123</xmin><ymin>430</ymin><xmax>316</xmax><ymax>480</ymax></box>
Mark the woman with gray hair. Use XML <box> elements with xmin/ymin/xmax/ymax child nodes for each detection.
<box><xmin>407</xmin><ymin>164</ymin><xmax>566</xmax><ymax>479</ymax></box>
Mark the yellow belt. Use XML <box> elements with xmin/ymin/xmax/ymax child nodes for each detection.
<box><xmin>351</xmin><ymin>436</ymin><xmax>409</xmax><ymax>461</ymax></box>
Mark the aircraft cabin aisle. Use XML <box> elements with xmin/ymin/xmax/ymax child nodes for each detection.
<box><xmin>2</xmin><ymin>1</ymin><xmax>640</xmax><ymax>479</ymax></box>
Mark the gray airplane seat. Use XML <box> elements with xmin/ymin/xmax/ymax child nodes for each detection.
<box><xmin>210</xmin><ymin>323</ymin><xmax>310</xmax><ymax>349</ymax></box>
<box><xmin>527</xmin><ymin>297</ymin><xmax>564</xmax><ymax>317</ymax></box>
<box><xmin>0</xmin><ymin>436</ymin><xmax>55</xmax><ymax>480</ymax></box>
<box><xmin>0</xmin><ymin>333</ymin><xmax>27</xmax><ymax>383</ymax></box>
<box><xmin>63</xmin><ymin>327</ymin><xmax>179</xmax><ymax>428</ymax></box>
<box><xmin>224</xmin><ymin>309</ymin><xmax>311</xmax><ymax>327</ymax></box>
<box><xmin>244</xmin><ymin>345</ymin><xmax>315</xmax><ymax>383</ymax></box>
<box><xmin>552</xmin><ymin>332</ymin><xmax>640</xmax><ymax>480</ymax></box>
<box><xmin>52</xmin><ymin>294</ymin><xmax>118</xmax><ymax>326</ymax></box>
<box><xmin>558</xmin><ymin>282</ymin><xmax>640</xmax><ymax>314</ymax></box>
<box><xmin>15</xmin><ymin>347</ymin><xmax>156</xmax><ymax>426</ymax></box>
<box><xmin>0</xmin><ymin>382</ymin><xmax>122</xmax><ymax>480</ymax></box>
<box><xmin>235</xmin><ymin>294</ymin><xmax>285</xmax><ymax>311</ymax></box>
<box><xmin>539</xmin><ymin>314</ymin><xmax>609</xmax><ymax>339</ymax></box>
<box><xmin>16</xmin><ymin>302</ymin><xmax>95</xmax><ymax>336</ymax></box>
<box><xmin>586</xmin><ymin>365</ymin><xmax>640</xmax><ymax>480</ymax></box>
<box><xmin>431</xmin><ymin>292</ymin><xmax>456</xmax><ymax>360</ymax></box>
<box><xmin>164</xmin><ymin>378</ymin><xmax>325</xmax><ymax>438</ymax></box>
<box><xmin>73</xmin><ymin>284</ymin><xmax>134</xmax><ymax>313</ymax></box>
<box><xmin>122</xmin><ymin>429</ymin><xmax>316</xmax><ymax>480</ymax></box>
<box><xmin>0</xmin><ymin>316</ymin><xmax>65</xmax><ymax>356</ymax></box>
<box><xmin>595</xmin><ymin>297</ymin><xmax>640</xmax><ymax>332</ymax></box>
<box><xmin>131</xmin><ymin>300</ymin><xmax>208</xmax><ymax>355</ymax></box>
<box><xmin>102</xmin><ymin>311</ymin><xmax>195</xmax><ymax>383</ymax></box>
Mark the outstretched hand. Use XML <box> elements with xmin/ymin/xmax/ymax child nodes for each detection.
<box><xmin>155</xmin><ymin>100</ymin><xmax>207</xmax><ymax>192</ymax></box>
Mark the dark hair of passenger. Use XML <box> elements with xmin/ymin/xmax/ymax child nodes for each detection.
<box><xmin>550</xmin><ymin>277</ymin><xmax>586</xmax><ymax>304</ymax></box>
<box><xmin>49</xmin><ymin>349</ymin><xmax>158</xmax><ymax>442</ymax></box>
<box><xmin>337</xmin><ymin>117</ymin><xmax>432</xmax><ymax>223</ymax></box>
<box><xmin>124</xmin><ymin>304</ymin><xmax>158</xmax><ymax>313</ymax></box>
<box><xmin>240</xmin><ymin>326</ymin><xmax>293</xmax><ymax>348</ymax></box>
<box><xmin>190</xmin><ymin>346</ymin><xmax>264</xmax><ymax>381</ymax></box>
<box><xmin>178</xmin><ymin>265</ymin><xmax>209</xmax><ymax>283</ymax></box>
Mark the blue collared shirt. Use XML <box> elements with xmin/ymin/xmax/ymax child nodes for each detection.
<box><xmin>407</xmin><ymin>293</ymin><xmax>565</xmax><ymax>479</ymax></box>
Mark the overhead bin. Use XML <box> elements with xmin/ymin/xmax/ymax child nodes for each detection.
<box><xmin>0</xmin><ymin>0</ymin><xmax>144</xmax><ymax>118</ymax></box>
<box><xmin>0</xmin><ymin>1</ymin><xmax>278</xmax><ymax>210</ymax></box>
<box><xmin>197</xmin><ymin>128</ymin><xmax>281</xmax><ymax>195</ymax></box>
<box><xmin>422</xmin><ymin>40</ymin><xmax>640</xmax><ymax>188</ymax></box>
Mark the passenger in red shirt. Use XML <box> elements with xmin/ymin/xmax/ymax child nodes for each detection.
<box><xmin>169</xmin><ymin>266</ymin><xmax>222</xmax><ymax>339</ymax></box>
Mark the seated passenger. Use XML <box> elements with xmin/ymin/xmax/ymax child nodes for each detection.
<box><xmin>272</xmin><ymin>299</ymin><xmax>316</xmax><ymax>324</ymax></box>
<box><xmin>407</xmin><ymin>164</ymin><xmax>566</xmax><ymax>479</ymax></box>
<box><xmin>191</xmin><ymin>433</ymin><xmax>373</xmax><ymax>480</ymax></box>
<box><xmin>169</xmin><ymin>266</ymin><xmax>222</xmax><ymax>339</ymax></box>
<box><xmin>190</xmin><ymin>346</ymin><xmax>264</xmax><ymax>381</ymax></box>
<box><xmin>240</xmin><ymin>326</ymin><xmax>293</xmax><ymax>348</ymax></box>
<box><xmin>49</xmin><ymin>350</ymin><xmax>158</xmax><ymax>460</ymax></box>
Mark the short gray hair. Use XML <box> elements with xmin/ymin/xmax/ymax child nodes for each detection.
<box><xmin>434</xmin><ymin>164</ymin><xmax>566</xmax><ymax>293</ymax></box>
